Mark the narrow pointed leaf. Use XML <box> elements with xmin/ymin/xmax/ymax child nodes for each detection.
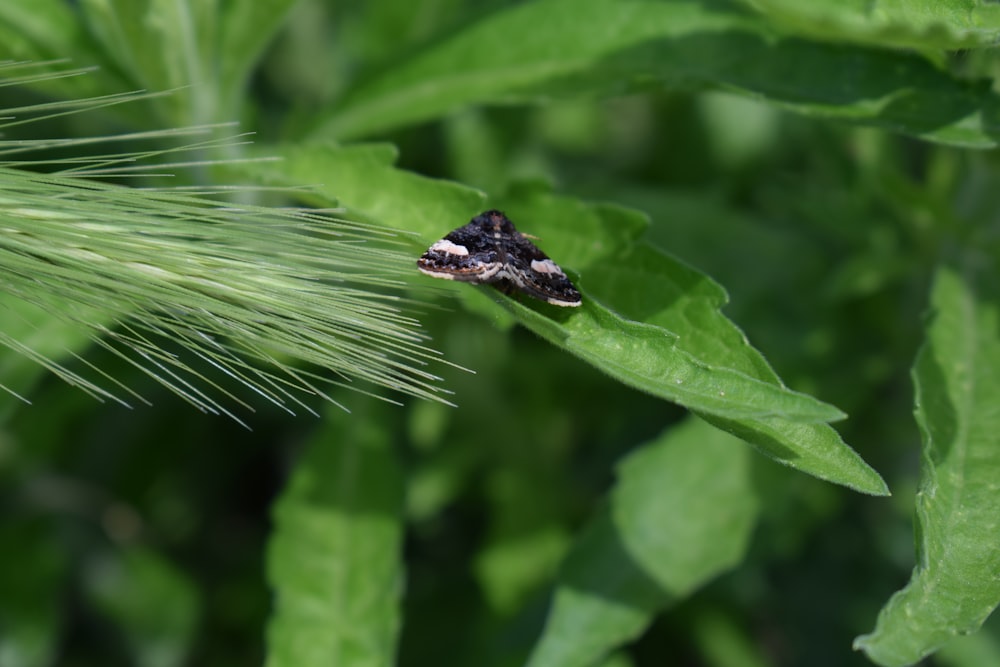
<box><xmin>315</xmin><ymin>0</ymin><xmax>1000</xmax><ymax>147</ymax></box>
<box><xmin>699</xmin><ymin>412</ymin><xmax>888</xmax><ymax>496</ymax></box>
<box><xmin>855</xmin><ymin>266</ymin><xmax>1000</xmax><ymax>665</ymax></box>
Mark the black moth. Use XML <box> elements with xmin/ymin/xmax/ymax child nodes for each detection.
<box><xmin>417</xmin><ymin>210</ymin><xmax>581</xmax><ymax>307</ymax></box>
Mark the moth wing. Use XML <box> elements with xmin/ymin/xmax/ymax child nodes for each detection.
<box><xmin>504</xmin><ymin>233</ymin><xmax>582</xmax><ymax>307</ymax></box>
<box><xmin>417</xmin><ymin>221</ymin><xmax>503</xmax><ymax>282</ymax></box>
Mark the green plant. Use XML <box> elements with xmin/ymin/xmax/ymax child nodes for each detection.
<box><xmin>2</xmin><ymin>1</ymin><xmax>1000</xmax><ymax>666</ymax></box>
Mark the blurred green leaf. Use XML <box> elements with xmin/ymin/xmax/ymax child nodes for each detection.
<box><xmin>218</xmin><ymin>0</ymin><xmax>298</xmax><ymax>117</ymax></box>
<box><xmin>4</xmin><ymin>0</ymin><xmax>294</xmax><ymax>128</ymax></box>
<box><xmin>855</xmin><ymin>266</ymin><xmax>1000</xmax><ymax>665</ymax></box>
<box><xmin>315</xmin><ymin>0</ymin><xmax>1000</xmax><ymax>148</ymax></box>
<box><xmin>78</xmin><ymin>0</ymin><xmax>221</xmax><ymax>125</ymax></box>
<box><xmin>742</xmin><ymin>0</ymin><xmax>1000</xmax><ymax>50</ymax></box>
<box><xmin>315</xmin><ymin>0</ymin><xmax>750</xmax><ymax>140</ymax></box>
<box><xmin>526</xmin><ymin>417</ymin><xmax>759</xmax><ymax>667</ymax></box>
<box><xmin>266</xmin><ymin>402</ymin><xmax>404</xmax><ymax>667</ymax></box>
<box><xmin>596</xmin><ymin>654</ymin><xmax>635</xmax><ymax>667</ymax></box>
<box><xmin>474</xmin><ymin>468</ymin><xmax>574</xmax><ymax>615</ymax></box>
<box><xmin>86</xmin><ymin>545</ymin><xmax>199</xmax><ymax>667</ymax></box>
<box><xmin>0</xmin><ymin>520</ymin><xmax>67</xmax><ymax>667</ymax></box>
<box><xmin>0</xmin><ymin>8</ymin><xmax>116</xmax><ymax>101</ymax></box>
<box><xmin>691</xmin><ymin>609</ymin><xmax>772</xmax><ymax>667</ymax></box>
<box><xmin>936</xmin><ymin>624</ymin><xmax>1000</xmax><ymax>667</ymax></box>
<box><xmin>0</xmin><ymin>0</ymin><xmax>84</xmax><ymax>62</ymax></box>
<box><xmin>0</xmin><ymin>0</ymin><xmax>293</xmax><ymax>127</ymax></box>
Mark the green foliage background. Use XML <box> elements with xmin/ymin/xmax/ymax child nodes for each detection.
<box><xmin>3</xmin><ymin>1</ymin><xmax>1000</xmax><ymax>666</ymax></box>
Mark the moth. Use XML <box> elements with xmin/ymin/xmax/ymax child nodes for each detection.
<box><xmin>417</xmin><ymin>210</ymin><xmax>582</xmax><ymax>307</ymax></box>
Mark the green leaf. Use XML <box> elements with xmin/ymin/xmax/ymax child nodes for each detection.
<box><xmin>85</xmin><ymin>546</ymin><xmax>199</xmax><ymax>667</ymax></box>
<box><xmin>79</xmin><ymin>0</ymin><xmax>221</xmax><ymax>125</ymax></box>
<box><xmin>526</xmin><ymin>417</ymin><xmax>759</xmax><ymax>667</ymax></box>
<box><xmin>742</xmin><ymin>0</ymin><xmax>1000</xmax><ymax>50</ymax></box>
<box><xmin>855</xmin><ymin>266</ymin><xmax>1000</xmax><ymax>665</ymax></box>
<box><xmin>690</xmin><ymin>609</ymin><xmax>772</xmax><ymax>667</ymax></box>
<box><xmin>266</xmin><ymin>402</ymin><xmax>404</xmax><ymax>667</ymax></box>
<box><xmin>240</xmin><ymin>143</ymin><xmax>888</xmax><ymax>495</ymax></box>
<box><xmin>474</xmin><ymin>470</ymin><xmax>573</xmax><ymax>615</ymax></box>
<box><xmin>698</xmin><ymin>412</ymin><xmax>888</xmax><ymax>496</ymax></box>
<box><xmin>0</xmin><ymin>520</ymin><xmax>68</xmax><ymax>667</ymax></box>
<box><xmin>315</xmin><ymin>0</ymin><xmax>1000</xmax><ymax>148</ymax></box>
<box><xmin>0</xmin><ymin>6</ymin><xmax>121</xmax><ymax>101</ymax></box>
<box><xmin>0</xmin><ymin>0</ymin><xmax>84</xmax><ymax>62</ymax></box>
<box><xmin>507</xmin><ymin>288</ymin><xmax>843</xmax><ymax>423</ymax></box>
<box><xmin>218</xmin><ymin>0</ymin><xmax>298</xmax><ymax>116</ymax></box>
<box><xmin>936</xmin><ymin>626</ymin><xmax>1000</xmax><ymax>667</ymax></box>
<box><xmin>0</xmin><ymin>0</ymin><xmax>292</xmax><ymax>125</ymax></box>
<box><xmin>248</xmin><ymin>142</ymin><xmax>487</xmax><ymax>237</ymax></box>
<box><xmin>596</xmin><ymin>655</ymin><xmax>635</xmax><ymax>667</ymax></box>
<box><xmin>316</xmin><ymin>0</ymin><xmax>750</xmax><ymax>140</ymax></box>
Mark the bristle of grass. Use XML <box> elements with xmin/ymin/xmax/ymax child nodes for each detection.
<box><xmin>0</xmin><ymin>63</ymin><xmax>455</xmax><ymax>419</ymax></box>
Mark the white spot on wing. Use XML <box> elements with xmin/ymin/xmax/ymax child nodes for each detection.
<box><xmin>430</xmin><ymin>239</ymin><xmax>469</xmax><ymax>256</ymax></box>
<box><xmin>530</xmin><ymin>258</ymin><xmax>564</xmax><ymax>275</ymax></box>
<box><xmin>546</xmin><ymin>296</ymin><xmax>582</xmax><ymax>307</ymax></box>
<box><xmin>418</xmin><ymin>266</ymin><xmax>457</xmax><ymax>280</ymax></box>
<box><xmin>418</xmin><ymin>261</ymin><xmax>504</xmax><ymax>282</ymax></box>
